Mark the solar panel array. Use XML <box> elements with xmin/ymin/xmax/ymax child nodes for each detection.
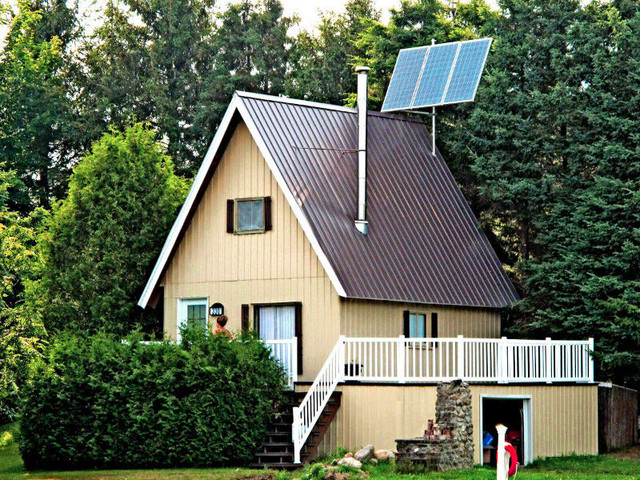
<box><xmin>381</xmin><ymin>38</ymin><xmax>492</xmax><ymax>112</ymax></box>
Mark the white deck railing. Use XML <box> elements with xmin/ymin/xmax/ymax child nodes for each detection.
<box><xmin>264</xmin><ymin>337</ymin><xmax>298</xmax><ymax>388</ymax></box>
<box><xmin>343</xmin><ymin>336</ymin><xmax>594</xmax><ymax>383</ymax></box>
<box><xmin>292</xmin><ymin>335</ymin><xmax>594</xmax><ymax>463</ymax></box>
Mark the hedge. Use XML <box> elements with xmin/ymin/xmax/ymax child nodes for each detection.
<box><xmin>19</xmin><ymin>329</ymin><xmax>286</xmax><ymax>470</ymax></box>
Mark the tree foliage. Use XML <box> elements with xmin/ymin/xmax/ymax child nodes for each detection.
<box><xmin>287</xmin><ymin>0</ymin><xmax>380</xmax><ymax>104</ymax></box>
<box><xmin>38</xmin><ymin>123</ymin><xmax>187</xmax><ymax>335</ymax></box>
<box><xmin>0</xmin><ymin>167</ymin><xmax>45</xmax><ymax>422</ymax></box>
<box><xmin>0</xmin><ymin>0</ymin><xmax>77</xmax><ymax>213</ymax></box>
<box><xmin>0</xmin><ymin>0</ymin><xmax>640</xmax><ymax>388</ymax></box>
<box><xmin>79</xmin><ymin>0</ymin><xmax>292</xmax><ymax>175</ymax></box>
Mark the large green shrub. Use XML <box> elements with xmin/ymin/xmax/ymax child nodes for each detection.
<box><xmin>19</xmin><ymin>329</ymin><xmax>285</xmax><ymax>470</ymax></box>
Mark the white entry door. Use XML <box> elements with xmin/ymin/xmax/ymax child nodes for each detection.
<box><xmin>177</xmin><ymin>297</ymin><xmax>208</xmax><ymax>342</ymax></box>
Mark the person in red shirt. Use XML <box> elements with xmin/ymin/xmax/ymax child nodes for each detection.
<box><xmin>214</xmin><ymin>315</ymin><xmax>232</xmax><ymax>338</ymax></box>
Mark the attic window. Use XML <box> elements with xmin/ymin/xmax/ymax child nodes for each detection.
<box><xmin>227</xmin><ymin>197</ymin><xmax>272</xmax><ymax>234</ymax></box>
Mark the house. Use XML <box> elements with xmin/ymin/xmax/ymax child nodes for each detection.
<box><xmin>138</xmin><ymin>73</ymin><xmax>599</xmax><ymax>468</ymax></box>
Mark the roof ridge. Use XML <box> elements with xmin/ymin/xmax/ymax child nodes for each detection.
<box><xmin>236</xmin><ymin>91</ymin><xmax>428</xmax><ymax>125</ymax></box>
<box><xmin>235</xmin><ymin>91</ymin><xmax>356</xmax><ymax>113</ymax></box>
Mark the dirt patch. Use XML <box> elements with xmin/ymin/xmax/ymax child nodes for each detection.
<box><xmin>239</xmin><ymin>474</ymin><xmax>275</xmax><ymax>480</ymax></box>
<box><xmin>608</xmin><ymin>445</ymin><xmax>640</xmax><ymax>460</ymax></box>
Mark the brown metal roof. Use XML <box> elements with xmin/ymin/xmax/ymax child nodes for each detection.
<box><xmin>238</xmin><ymin>92</ymin><xmax>518</xmax><ymax>308</ymax></box>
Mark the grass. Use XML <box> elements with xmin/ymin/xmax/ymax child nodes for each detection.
<box><xmin>361</xmin><ymin>456</ymin><xmax>640</xmax><ymax>480</ymax></box>
<box><xmin>2</xmin><ymin>422</ymin><xmax>640</xmax><ymax>480</ymax></box>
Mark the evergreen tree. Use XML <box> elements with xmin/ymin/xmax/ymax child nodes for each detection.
<box><xmin>38</xmin><ymin>123</ymin><xmax>187</xmax><ymax>336</ymax></box>
<box><xmin>200</xmin><ymin>0</ymin><xmax>293</xmax><ymax>124</ymax></box>
<box><xmin>521</xmin><ymin>0</ymin><xmax>640</xmax><ymax>385</ymax></box>
<box><xmin>446</xmin><ymin>0</ymin><xmax>583</xmax><ymax>278</ymax></box>
<box><xmin>79</xmin><ymin>0</ymin><xmax>216</xmax><ymax>175</ymax></box>
<box><xmin>80</xmin><ymin>0</ymin><xmax>292</xmax><ymax>176</ymax></box>
<box><xmin>286</xmin><ymin>0</ymin><xmax>380</xmax><ymax>105</ymax></box>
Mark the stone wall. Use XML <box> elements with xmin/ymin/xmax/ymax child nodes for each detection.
<box><xmin>396</xmin><ymin>380</ymin><xmax>474</xmax><ymax>471</ymax></box>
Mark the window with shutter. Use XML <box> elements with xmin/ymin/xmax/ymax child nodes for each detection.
<box><xmin>226</xmin><ymin>197</ymin><xmax>272</xmax><ymax>234</ymax></box>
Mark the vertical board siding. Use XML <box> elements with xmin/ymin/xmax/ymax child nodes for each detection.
<box><xmin>161</xmin><ymin>122</ymin><xmax>340</xmax><ymax>381</ymax></box>
<box><xmin>598</xmin><ymin>384</ymin><xmax>638</xmax><ymax>452</ymax></box>
<box><xmin>340</xmin><ymin>299</ymin><xmax>501</xmax><ymax>338</ymax></box>
<box><xmin>311</xmin><ymin>384</ymin><xmax>598</xmax><ymax>462</ymax></box>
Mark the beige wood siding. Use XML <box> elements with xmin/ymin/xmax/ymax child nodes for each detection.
<box><xmin>312</xmin><ymin>384</ymin><xmax>598</xmax><ymax>462</ymax></box>
<box><xmin>160</xmin><ymin>122</ymin><xmax>341</xmax><ymax>380</ymax></box>
<box><xmin>473</xmin><ymin>385</ymin><xmax>599</xmax><ymax>460</ymax></box>
<box><xmin>340</xmin><ymin>299</ymin><xmax>501</xmax><ymax>338</ymax></box>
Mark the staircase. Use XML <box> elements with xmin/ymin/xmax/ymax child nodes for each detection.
<box><xmin>252</xmin><ymin>390</ymin><xmax>342</xmax><ymax>469</ymax></box>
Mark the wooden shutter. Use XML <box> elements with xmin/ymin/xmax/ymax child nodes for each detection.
<box><xmin>226</xmin><ymin>199</ymin><xmax>234</xmax><ymax>233</ymax></box>
<box><xmin>264</xmin><ymin>196</ymin><xmax>272</xmax><ymax>231</ymax></box>
<box><xmin>403</xmin><ymin>310</ymin><xmax>410</xmax><ymax>337</ymax></box>
<box><xmin>295</xmin><ymin>302</ymin><xmax>303</xmax><ymax>375</ymax></box>
<box><xmin>422</xmin><ymin>314</ymin><xmax>427</xmax><ymax>339</ymax></box>
<box><xmin>431</xmin><ymin>312</ymin><xmax>438</xmax><ymax>338</ymax></box>
<box><xmin>241</xmin><ymin>304</ymin><xmax>249</xmax><ymax>332</ymax></box>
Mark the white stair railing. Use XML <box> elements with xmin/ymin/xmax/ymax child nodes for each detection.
<box><xmin>292</xmin><ymin>336</ymin><xmax>345</xmax><ymax>464</ymax></box>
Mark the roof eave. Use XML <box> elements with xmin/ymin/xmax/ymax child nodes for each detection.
<box><xmin>138</xmin><ymin>94</ymin><xmax>243</xmax><ymax>308</ymax></box>
<box><xmin>138</xmin><ymin>93</ymin><xmax>348</xmax><ymax>309</ymax></box>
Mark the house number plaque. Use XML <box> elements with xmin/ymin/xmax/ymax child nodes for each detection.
<box><xmin>209</xmin><ymin>303</ymin><xmax>224</xmax><ymax>316</ymax></box>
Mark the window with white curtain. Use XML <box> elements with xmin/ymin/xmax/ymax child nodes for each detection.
<box><xmin>257</xmin><ymin>305</ymin><xmax>296</xmax><ymax>340</ymax></box>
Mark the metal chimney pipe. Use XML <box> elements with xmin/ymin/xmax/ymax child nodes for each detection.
<box><xmin>355</xmin><ymin>66</ymin><xmax>370</xmax><ymax>235</ymax></box>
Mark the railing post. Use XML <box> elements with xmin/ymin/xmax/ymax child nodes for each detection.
<box><xmin>588</xmin><ymin>338</ymin><xmax>595</xmax><ymax>383</ymax></box>
<box><xmin>292</xmin><ymin>337</ymin><xmax>298</xmax><ymax>387</ymax></box>
<box><xmin>397</xmin><ymin>335</ymin><xmax>405</xmax><ymax>383</ymax></box>
<box><xmin>498</xmin><ymin>336</ymin><xmax>507</xmax><ymax>384</ymax></box>
<box><xmin>292</xmin><ymin>406</ymin><xmax>301</xmax><ymax>464</ymax></box>
<box><xmin>338</xmin><ymin>335</ymin><xmax>346</xmax><ymax>382</ymax></box>
<box><xmin>545</xmin><ymin>337</ymin><xmax>552</xmax><ymax>384</ymax></box>
<box><xmin>457</xmin><ymin>335</ymin><xmax>464</xmax><ymax>380</ymax></box>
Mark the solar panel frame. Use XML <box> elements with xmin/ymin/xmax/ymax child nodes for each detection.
<box><xmin>442</xmin><ymin>38</ymin><xmax>492</xmax><ymax>105</ymax></box>
<box><xmin>381</xmin><ymin>38</ymin><xmax>492</xmax><ymax>112</ymax></box>
<box><xmin>380</xmin><ymin>46</ymin><xmax>428</xmax><ymax>112</ymax></box>
<box><xmin>411</xmin><ymin>42</ymin><xmax>460</xmax><ymax>109</ymax></box>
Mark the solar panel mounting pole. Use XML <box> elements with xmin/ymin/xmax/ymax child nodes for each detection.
<box><xmin>431</xmin><ymin>38</ymin><xmax>436</xmax><ymax>156</ymax></box>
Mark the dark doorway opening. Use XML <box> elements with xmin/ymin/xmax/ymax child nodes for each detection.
<box><xmin>482</xmin><ymin>398</ymin><xmax>525</xmax><ymax>467</ymax></box>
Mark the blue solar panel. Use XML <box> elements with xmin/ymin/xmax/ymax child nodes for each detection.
<box><xmin>381</xmin><ymin>38</ymin><xmax>492</xmax><ymax>112</ymax></box>
<box><xmin>443</xmin><ymin>39</ymin><xmax>492</xmax><ymax>104</ymax></box>
<box><xmin>381</xmin><ymin>47</ymin><xmax>427</xmax><ymax>111</ymax></box>
<box><xmin>412</xmin><ymin>43</ymin><xmax>459</xmax><ymax>108</ymax></box>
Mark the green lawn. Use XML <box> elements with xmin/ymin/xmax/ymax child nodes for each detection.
<box><xmin>2</xmin><ymin>422</ymin><xmax>640</xmax><ymax>480</ymax></box>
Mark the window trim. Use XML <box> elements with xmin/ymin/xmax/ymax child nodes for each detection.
<box><xmin>234</xmin><ymin>197</ymin><xmax>266</xmax><ymax>234</ymax></box>
<box><xmin>177</xmin><ymin>297</ymin><xmax>209</xmax><ymax>343</ymax></box>
<box><xmin>253</xmin><ymin>302</ymin><xmax>303</xmax><ymax>375</ymax></box>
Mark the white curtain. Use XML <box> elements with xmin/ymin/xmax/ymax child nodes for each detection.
<box><xmin>258</xmin><ymin>306</ymin><xmax>295</xmax><ymax>340</ymax></box>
